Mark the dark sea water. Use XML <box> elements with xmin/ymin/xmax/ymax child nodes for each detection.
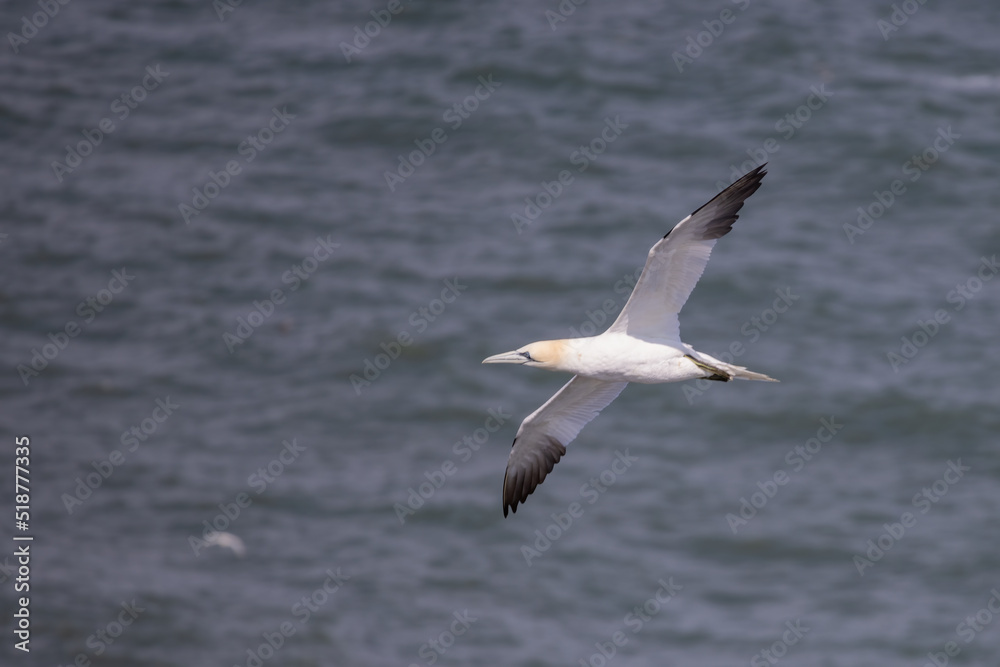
<box><xmin>2</xmin><ymin>1</ymin><xmax>1000</xmax><ymax>665</ymax></box>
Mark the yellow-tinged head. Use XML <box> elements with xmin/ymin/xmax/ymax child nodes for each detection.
<box><xmin>482</xmin><ymin>339</ymin><xmax>568</xmax><ymax>371</ymax></box>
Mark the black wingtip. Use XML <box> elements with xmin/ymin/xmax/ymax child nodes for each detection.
<box><xmin>502</xmin><ymin>462</ymin><xmax>511</xmax><ymax>517</ymax></box>
<box><xmin>663</xmin><ymin>164</ymin><xmax>767</xmax><ymax>240</ymax></box>
<box><xmin>685</xmin><ymin>163</ymin><xmax>767</xmax><ymax>241</ymax></box>
<box><xmin>502</xmin><ymin>463</ymin><xmax>516</xmax><ymax>518</ymax></box>
<box><xmin>503</xmin><ymin>497</ymin><xmax>520</xmax><ymax>517</ymax></box>
<box><xmin>718</xmin><ymin>163</ymin><xmax>767</xmax><ymax>205</ymax></box>
<box><xmin>502</xmin><ymin>434</ymin><xmax>565</xmax><ymax>518</ymax></box>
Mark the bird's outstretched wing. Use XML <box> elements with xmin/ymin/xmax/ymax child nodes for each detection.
<box><xmin>503</xmin><ymin>375</ymin><xmax>628</xmax><ymax>516</ymax></box>
<box><xmin>607</xmin><ymin>165</ymin><xmax>767</xmax><ymax>341</ymax></box>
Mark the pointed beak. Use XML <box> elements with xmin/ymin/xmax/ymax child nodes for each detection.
<box><xmin>482</xmin><ymin>350</ymin><xmax>529</xmax><ymax>364</ymax></box>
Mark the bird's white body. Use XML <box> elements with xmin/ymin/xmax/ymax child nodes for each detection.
<box><xmin>484</xmin><ymin>165</ymin><xmax>776</xmax><ymax>516</ymax></box>
<box><xmin>550</xmin><ymin>334</ymin><xmax>709</xmax><ymax>384</ymax></box>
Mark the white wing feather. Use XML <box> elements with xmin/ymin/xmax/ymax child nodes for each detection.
<box><xmin>607</xmin><ymin>165</ymin><xmax>767</xmax><ymax>341</ymax></box>
<box><xmin>503</xmin><ymin>376</ymin><xmax>628</xmax><ymax>516</ymax></box>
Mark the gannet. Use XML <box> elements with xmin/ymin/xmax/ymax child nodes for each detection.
<box><xmin>203</xmin><ymin>531</ymin><xmax>247</xmax><ymax>558</ymax></box>
<box><xmin>484</xmin><ymin>165</ymin><xmax>776</xmax><ymax>516</ymax></box>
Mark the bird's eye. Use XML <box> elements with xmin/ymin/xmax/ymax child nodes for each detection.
<box><xmin>521</xmin><ymin>351</ymin><xmax>533</xmax><ymax>361</ymax></box>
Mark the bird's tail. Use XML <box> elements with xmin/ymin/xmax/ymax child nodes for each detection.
<box><xmin>727</xmin><ymin>366</ymin><xmax>778</xmax><ymax>382</ymax></box>
<box><xmin>685</xmin><ymin>354</ymin><xmax>778</xmax><ymax>383</ymax></box>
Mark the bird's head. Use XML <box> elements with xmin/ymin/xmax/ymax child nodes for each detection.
<box><xmin>482</xmin><ymin>340</ymin><xmax>567</xmax><ymax>371</ymax></box>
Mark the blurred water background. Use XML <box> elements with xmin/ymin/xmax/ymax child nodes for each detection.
<box><xmin>2</xmin><ymin>0</ymin><xmax>1000</xmax><ymax>665</ymax></box>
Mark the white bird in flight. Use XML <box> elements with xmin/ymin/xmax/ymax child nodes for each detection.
<box><xmin>484</xmin><ymin>165</ymin><xmax>775</xmax><ymax>516</ymax></box>
<box><xmin>203</xmin><ymin>531</ymin><xmax>247</xmax><ymax>558</ymax></box>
